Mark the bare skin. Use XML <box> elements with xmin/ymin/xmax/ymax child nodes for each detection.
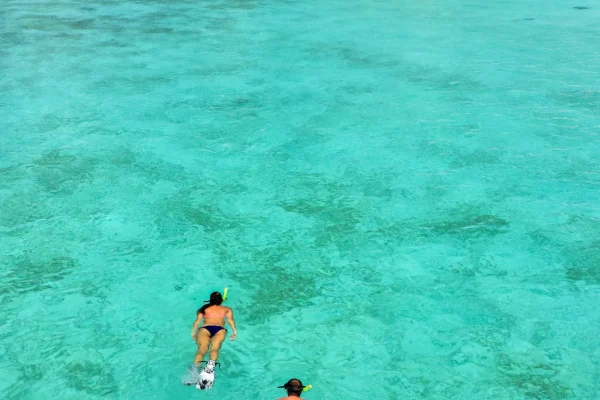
<box><xmin>278</xmin><ymin>396</ymin><xmax>303</xmax><ymax>400</ymax></box>
<box><xmin>191</xmin><ymin>304</ymin><xmax>237</xmax><ymax>365</ymax></box>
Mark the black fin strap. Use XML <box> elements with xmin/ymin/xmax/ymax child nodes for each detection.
<box><xmin>199</xmin><ymin>360</ymin><xmax>221</xmax><ymax>370</ymax></box>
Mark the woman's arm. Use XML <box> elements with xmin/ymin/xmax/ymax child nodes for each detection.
<box><xmin>191</xmin><ymin>312</ymin><xmax>203</xmax><ymax>339</ymax></box>
<box><xmin>226</xmin><ymin>308</ymin><xmax>237</xmax><ymax>340</ymax></box>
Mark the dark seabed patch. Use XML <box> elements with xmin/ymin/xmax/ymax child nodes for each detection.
<box><xmin>66</xmin><ymin>360</ymin><xmax>118</xmax><ymax>396</ymax></box>
<box><xmin>563</xmin><ymin>241</ymin><xmax>600</xmax><ymax>284</ymax></box>
<box><xmin>496</xmin><ymin>353</ymin><xmax>572</xmax><ymax>399</ymax></box>
<box><xmin>1</xmin><ymin>256</ymin><xmax>78</xmax><ymax>304</ymax></box>
<box><xmin>423</xmin><ymin>205</ymin><xmax>510</xmax><ymax>240</ymax></box>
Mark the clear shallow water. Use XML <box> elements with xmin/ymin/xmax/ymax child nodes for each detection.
<box><xmin>1</xmin><ymin>0</ymin><xmax>599</xmax><ymax>398</ymax></box>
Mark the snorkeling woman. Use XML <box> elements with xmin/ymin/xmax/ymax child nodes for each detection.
<box><xmin>191</xmin><ymin>291</ymin><xmax>237</xmax><ymax>364</ymax></box>
<box><xmin>190</xmin><ymin>291</ymin><xmax>237</xmax><ymax>389</ymax></box>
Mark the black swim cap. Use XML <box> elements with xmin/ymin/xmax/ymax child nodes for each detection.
<box><xmin>203</xmin><ymin>291</ymin><xmax>223</xmax><ymax>305</ymax></box>
<box><xmin>278</xmin><ymin>378</ymin><xmax>304</xmax><ymax>394</ymax></box>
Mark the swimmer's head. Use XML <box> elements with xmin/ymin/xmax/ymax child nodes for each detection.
<box><xmin>198</xmin><ymin>292</ymin><xmax>224</xmax><ymax>314</ymax></box>
<box><xmin>206</xmin><ymin>291</ymin><xmax>223</xmax><ymax>305</ymax></box>
<box><xmin>278</xmin><ymin>379</ymin><xmax>304</xmax><ymax>396</ymax></box>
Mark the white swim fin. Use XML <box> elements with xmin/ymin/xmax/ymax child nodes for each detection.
<box><xmin>196</xmin><ymin>360</ymin><xmax>216</xmax><ymax>390</ymax></box>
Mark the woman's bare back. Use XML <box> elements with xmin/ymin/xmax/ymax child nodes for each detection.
<box><xmin>201</xmin><ymin>305</ymin><xmax>231</xmax><ymax>327</ymax></box>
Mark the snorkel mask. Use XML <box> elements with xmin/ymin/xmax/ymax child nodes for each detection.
<box><xmin>277</xmin><ymin>379</ymin><xmax>312</xmax><ymax>393</ymax></box>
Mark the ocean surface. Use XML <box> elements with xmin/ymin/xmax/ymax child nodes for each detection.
<box><xmin>1</xmin><ymin>0</ymin><xmax>599</xmax><ymax>398</ymax></box>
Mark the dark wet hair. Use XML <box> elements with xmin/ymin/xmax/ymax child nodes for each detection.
<box><xmin>197</xmin><ymin>291</ymin><xmax>223</xmax><ymax>314</ymax></box>
<box><xmin>279</xmin><ymin>378</ymin><xmax>304</xmax><ymax>396</ymax></box>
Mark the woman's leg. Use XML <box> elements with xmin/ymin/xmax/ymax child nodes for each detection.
<box><xmin>194</xmin><ymin>328</ymin><xmax>211</xmax><ymax>364</ymax></box>
<box><xmin>208</xmin><ymin>329</ymin><xmax>227</xmax><ymax>361</ymax></box>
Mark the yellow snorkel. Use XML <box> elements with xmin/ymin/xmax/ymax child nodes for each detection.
<box><xmin>303</xmin><ymin>385</ymin><xmax>313</xmax><ymax>392</ymax></box>
<box><xmin>222</xmin><ymin>287</ymin><xmax>228</xmax><ymax>302</ymax></box>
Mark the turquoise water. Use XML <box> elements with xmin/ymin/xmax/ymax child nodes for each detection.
<box><xmin>1</xmin><ymin>0</ymin><xmax>599</xmax><ymax>398</ymax></box>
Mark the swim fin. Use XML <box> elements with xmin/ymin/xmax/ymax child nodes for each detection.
<box><xmin>196</xmin><ymin>360</ymin><xmax>216</xmax><ymax>390</ymax></box>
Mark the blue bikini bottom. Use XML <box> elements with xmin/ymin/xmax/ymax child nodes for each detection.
<box><xmin>202</xmin><ymin>325</ymin><xmax>226</xmax><ymax>337</ymax></box>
